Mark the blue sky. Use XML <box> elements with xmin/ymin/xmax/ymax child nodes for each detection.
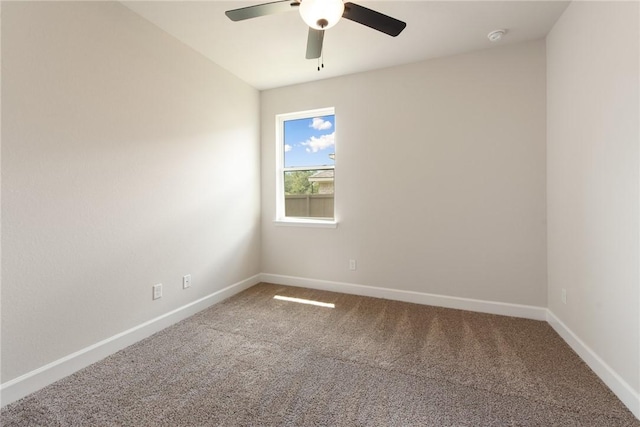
<box><xmin>284</xmin><ymin>115</ymin><xmax>335</xmax><ymax>168</ymax></box>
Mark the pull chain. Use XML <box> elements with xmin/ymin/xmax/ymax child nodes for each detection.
<box><xmin>317</xmin><ymin>46</ymin><xmax>325</xmax><ymax>71</ymax></box>
<box><xmin>316</xmin><ymin>25</ymin><xmax>325</xmax><ymax>71</ymax></box>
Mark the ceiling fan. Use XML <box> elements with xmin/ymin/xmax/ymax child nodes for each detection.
<box><xmin>225</xmin><ymin>0</ymin><xmax>406</xmax><ymax>60</ymax></box>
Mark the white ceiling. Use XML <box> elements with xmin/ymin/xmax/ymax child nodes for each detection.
<box><xmin>122</xmin><ymin>1</ymin><xmax>569</xmax><ymax>90</ymax></box>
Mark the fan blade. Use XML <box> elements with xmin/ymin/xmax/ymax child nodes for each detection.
<box><xmin>306</xmin><ymin>28</ymin><xmax>324</xmax><ymax>59</ymax></box>
<box><xmin>342</xmin><ymin>2</ymin><xmax>406</xmax><ymax>36</ymax></box>
<box><xmin>225</xmin><ymin>0</ymin><xmax>298</xmax><ymax>22</ymax></box>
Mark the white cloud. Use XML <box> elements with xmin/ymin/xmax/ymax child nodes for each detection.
<box><xmin>301</xmin><ymin>132</ymin><xmax>335</xmax><ymax>153</ymax></box>
<box><xmin>284</xmin><ymin>144</ymin><xmax>293</xmax><ymax>152</ymax></box>
<box><xmin>310</xmin><ymin>117</ymin><xmax>332</xmax><ymax>131</ymax></box>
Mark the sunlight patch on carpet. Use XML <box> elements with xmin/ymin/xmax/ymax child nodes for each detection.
<box><xmin>273</xmin><ymin>295</ymin><xmax>335</xmax><ymax>308</ymax></box>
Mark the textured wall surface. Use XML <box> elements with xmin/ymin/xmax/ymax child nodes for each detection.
<box><xmin>547</xmin><ymin>0</ymin><xmax>639</xmax><ymax>397</ymax></box>
<box><xmin>1</xmin><ymin>1</ymin><xmax>261</xmax><ymax>381</ymax></box>
<box><xmin>261</xmin><ymin>40</ymin><xmax>547</xmax><ymax>307</ymax></box>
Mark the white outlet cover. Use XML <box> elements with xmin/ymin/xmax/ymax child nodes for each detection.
<box><xmin>183</xmin><ymin>274</ymin><xmax>192</xmax><ymax>289</ymax></box>
<box><xmin>153</xmin><ymin>283</ymin><xmax>162</xmax><ymax>300</ymax></box>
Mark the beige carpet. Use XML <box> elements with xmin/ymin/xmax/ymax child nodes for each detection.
<box><xmin>2</xmin><ymin>283</ymin><xmax>638</xmax><ymax>426</ymax></box>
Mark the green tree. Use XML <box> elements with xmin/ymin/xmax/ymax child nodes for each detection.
<box><xmin>284</xmin><ymin>171</ymin><xmax>318</xmax><ymax>195</ymax></box>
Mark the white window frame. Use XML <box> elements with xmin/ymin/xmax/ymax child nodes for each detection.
<box><xmin>275</xmin><ymin>107</ymin><xmax>337</xmax><ymax>228</ymax></box>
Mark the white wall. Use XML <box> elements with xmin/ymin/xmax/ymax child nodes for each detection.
<box><xmin>546</xmin><ymin>0</ymin><xmax>639</xmax><ymax>412</ymax></box>
<box><xmin>1</xmin><ymin>2</ymin><xmax>261</xmax><ymax>383</ymax></box>
<box><xmin>261</xmin><ymin>40</ymin><xmax>547</xmax><ymax>307</ymax></box>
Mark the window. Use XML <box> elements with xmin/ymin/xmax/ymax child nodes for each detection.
<box><xmin>276</xmin><ymin>108</ymin><xmax>336</xmax><ymax>226</ymax></box>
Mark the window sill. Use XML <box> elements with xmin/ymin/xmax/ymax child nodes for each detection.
<box><xmin>274</xmin><ymin>218</ymin><xmax>338</xmax><ymax>228</ymax></box>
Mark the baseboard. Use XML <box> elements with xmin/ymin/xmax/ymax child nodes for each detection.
<box><xmin>546</xmin><ymin>310</ymin><xmax>640</xmax><ymax>420</ymax></box>
<box><xmin>5</xmin><ymin>274</ymin><xmax>637</xmax><ymax>421</ymax></box>
<box><xmin>0</xmin><ymin>274</ymin><xmax>261</xmax><ymax>408</ymax></box>
<box><xmin>259</xmin><ymin>273</ymin><xmax>548</xmax><ymax>321</ymax></box>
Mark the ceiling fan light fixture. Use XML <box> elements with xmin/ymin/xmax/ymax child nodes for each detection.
<box><xmin>299</xmin><ymin>0</ymin><xmax>345</xmax><ymax>30</ymax></box>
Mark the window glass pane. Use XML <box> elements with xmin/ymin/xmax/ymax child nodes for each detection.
<box><xmin>284</xmin><ymin>169</ymin><xmax>334</xmax><ymax>218</ymax></box>
<box><xmin>284</xmin><ymin>115</ymin><xmax>335</xmax><ymax>168</ymax></box>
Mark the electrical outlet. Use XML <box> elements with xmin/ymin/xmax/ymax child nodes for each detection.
<box><xmin>183</xmin><ymin>274</ymin><xmax>192</xmax><ymax>289</ymax></box>
<box><xmin>561</xmin><ymin>288</ymin><xmax>567</xmax><ymax>304</ymax></box>
<box><xmin>349</xmin><ymin>259</ymin><xmax>357</xmax><ymax>271</ymax></box>
<box><xmin>153</xmin><ymin>283</ymin><xmax>162</xmax><ymax>300</ymax></box>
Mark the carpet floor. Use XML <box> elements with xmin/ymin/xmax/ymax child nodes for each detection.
<box><xmin>2</xmin><ymin>282</ymin><xmax>638</xmax><ymax>426</ymax></box>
